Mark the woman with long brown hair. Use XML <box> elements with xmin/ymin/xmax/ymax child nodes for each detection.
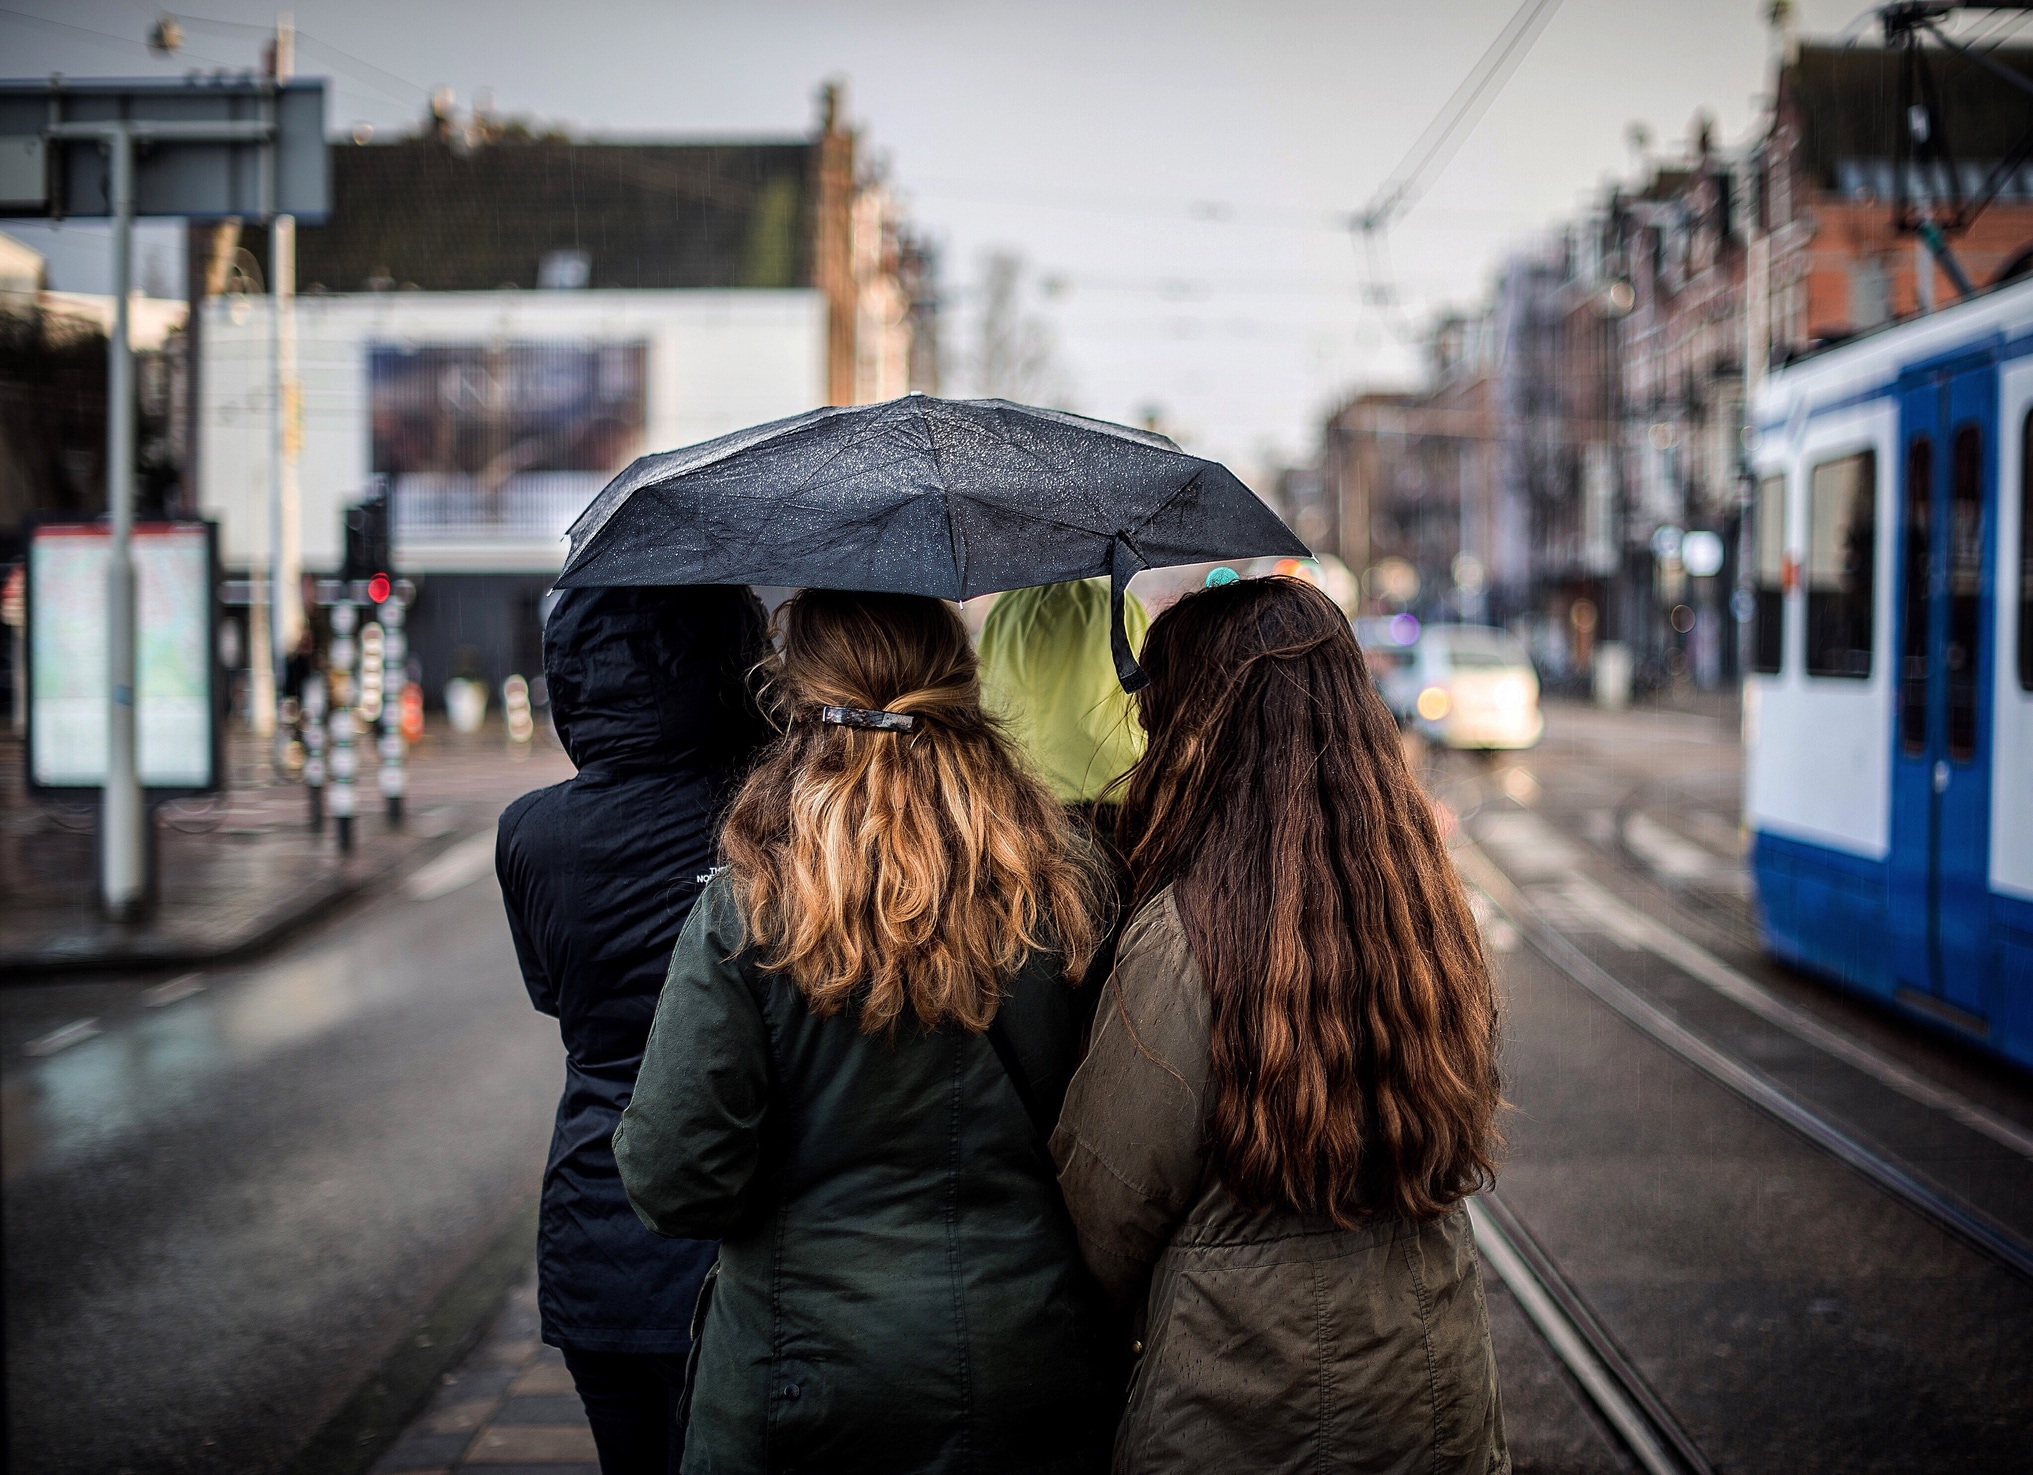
<box><xmin>614</xmin><ymin>589</ymin><xmax>1119</xmax><ymax>1475</ymax></box>
<box><xmin>1052</xmin><ymin>574</ymin><xmax>1508</xmax><ymax>1473</ymax></box>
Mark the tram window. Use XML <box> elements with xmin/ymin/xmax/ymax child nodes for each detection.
<box><xmin>2021</xmin><ymin>408</ymin><xmax>2032</xmax><ymax>693</ymax></box>
<box><xmin>1947</xmin><ymin>426</ymin><xmax>1984</xmax><ymax>760</ymax></box>
<box><xmin>1900</xmin><ymin>437</ymin><xmax>1932</xmax><ymax>754</ymax></box>
<box><xmin>1752</xmin><ymin>474</ymin><xmax>1785</xmax><ymax>673</ymax></box>
<box><xmin>1806</xmin><ymin>449</ymin><xmax>1876</xmax><ymax>679</ymax></box>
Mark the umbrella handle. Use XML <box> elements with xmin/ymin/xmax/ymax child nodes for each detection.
<box><xmin>1110</xmin><ymin>538</ymin><xmax>1150</xmax><ymax>694</ymax></box>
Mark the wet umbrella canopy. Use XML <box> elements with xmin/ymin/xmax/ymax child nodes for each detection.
<box><xmin>555</xmin><ymin>394</ymin><xmax>1309</xmax><ymax>689</ymax></box>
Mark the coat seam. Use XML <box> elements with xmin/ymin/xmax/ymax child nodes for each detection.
<box><xmin>1405</xmin><ymin>1229</ymin><xmax>1443</xmax><ymax>1475</ymax></box>
<box><xmin>1062</xmin><ymin>1132</ymin><xmax>1191</xmax><ymax>1206</ymax></box>
<box><xmin>765</xmin><ymin>1196</ymin><xmax>788</xmax><ymax>1469</ymax></box>
<box><xmin>1311</xmin><ymin>1260</ymin><xmax>1332</xmax><ymax>1475</ymax></box>
<box><xmin>944</xmin><ymin>1037</ymin><xmax>976</xmax><ymax>1472</ymax></box>
<box><xmin>1165</xmin><ymin>1218</ymin><xmax>1410</xmax><ymax>1252</ymax></box>
<box><xmin>763</xmin><ymin>981</ymin><xmax>789</xmax><ymax>1473</ymax></box>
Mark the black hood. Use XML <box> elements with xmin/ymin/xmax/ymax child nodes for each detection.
<box><xmin>543</xmin><ymin>584</ymin><xmax>771</xmax><ymax>773</ymax></box>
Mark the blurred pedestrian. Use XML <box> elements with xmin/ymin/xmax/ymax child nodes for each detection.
<box><xmin>1053</xmin><ymin>574</ymin><xmax>1508</xmax><ymax>1474</ymax></box>
<box><xmin>977</xmin><ymin>577</ymin><xmax>1149</xmax><ymax>830</ymax></box>
<box><xmin>978</xmin><ymin>577</ymin><xmax>1150</xmax><ymax>1018</ymax></box>
<box><xmin>614</xmin><ymin>589</ymin><xmax>1120</xmax><ymax>1475</ymax></box>
<box><xmin>496</xmin><ymin>584</ymin><xmax>772</xmax><ymax>1475</ymax></box>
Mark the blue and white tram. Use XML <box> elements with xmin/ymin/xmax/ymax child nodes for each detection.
<box><xmin>1746</xmin><ymin>275</ymin><xmax>2033</xmax><ymax>1069</ymax></box>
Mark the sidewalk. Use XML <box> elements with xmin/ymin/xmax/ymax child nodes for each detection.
<box><xmin>0</xmin><ymin>721</ymin><xmax>573</xmax><ymax>974</ymax></box>
<box><xmin>370</xmin><ymin>1274</ymin><xmax>599</xmax><ymax>1475</ymax></box>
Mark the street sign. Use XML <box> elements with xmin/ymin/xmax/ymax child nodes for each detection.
<box><xmin>26</xmin><ymin>522</ymin><xmax>221</xmax><ymax>795</ymax></box>
<box><xmin>0</xmin><ymin>77</ymin><xmax>327</xmax><ymax>220</ymax></box>
<box><xmin>0</xmin><ymin>74</ymin><xmax>325</xmax><ymax>915</ymax></box>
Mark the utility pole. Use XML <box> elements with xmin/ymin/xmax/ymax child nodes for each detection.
<box><xmin>102</xmin><ymin>121</ymin><xmax>144</xmax><ymax>917</ymax></box>
<box><xmin>268</xmin><ymin>13</ymin><xmax>302</xmax><ymax>756</ymax></box>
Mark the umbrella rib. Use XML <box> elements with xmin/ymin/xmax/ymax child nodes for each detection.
<box><xmin>920</xmin><ymin>400</ymin><xmax>969</xmax><ymax>596</ymax></box>
<box><xmin>566</xmin><ymin>404</ymin><xmax>853</xmax><ymax>568</ymax></box>
<box><xmin>742</xmin><ymin>411</ymin><xmax>921</xmax><ymax>554</ymax></box>
<box><xmin>1124</xmin><ymin>467</ymin><xmax>1205</xmax><ymax>542</ymax></box>
<box><xmin>934</xmin><ymin>406</ymin><xmax>1117</xmax><ymax>530</ymax></box>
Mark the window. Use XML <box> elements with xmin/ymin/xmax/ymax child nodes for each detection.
<box><xmin>1752</xmin><ymin>473</ymin><xmax>1785</xmax><ymax>674</ymax></box>
<box><xmin>1439</xmin><ymin>631</ymin><xmax>1531</xmax><ymax>670</ymax></box>
<box><xmin>1947</xmin><ymin>426</ymin><xmax>1984</xmax><ymax>761</ymax></box>
<box><xmin>2020</xmin><ymin>408</ymin><xmax>2032</xmax><ymax>693</ymax></box>
<box><xmin>1849</xmin><ymin>259</ymin><xmax>1891</xmax><ymax>330</ymax></box>
<box><xmin>1900</xmin><ymin>437</ymin><xmax>1932</xmax><ymax>754</ymax></box>
<box><xmin>1806</xmin><ymin>450</ymin><xmax>1877</xmax><ymax>678</ymax></box>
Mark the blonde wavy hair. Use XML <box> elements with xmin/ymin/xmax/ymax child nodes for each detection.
<box><xmin>720</xmin><ymin>590</ymin><xmax>1100</xmax><ymax>1034</ymax></box>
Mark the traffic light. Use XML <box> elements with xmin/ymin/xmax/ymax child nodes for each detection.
<box><xmin>343</xmin><ymin>482</ymin><xmax>391</xmax><ymax>584</ymax></box>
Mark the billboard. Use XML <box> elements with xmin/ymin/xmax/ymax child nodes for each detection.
<box><xmin>370</xmin><ymin>340</ymin><xmax>649</xmax><ymax>551</ymax></box>
<box><xmin>28</xmin><ymin>523</ymin><xmax>219</xmax><ymax>792</ymax></box>
<box><xmin>369</xmin><ymin>341</ymin><xmax>646</xmax><ymax>476</ymax></box>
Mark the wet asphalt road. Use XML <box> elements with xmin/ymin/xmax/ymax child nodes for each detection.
<box><xmin>1</xmin><ymin>846</ymin><xmax>561</xmax><ymax>1475</ymax></box>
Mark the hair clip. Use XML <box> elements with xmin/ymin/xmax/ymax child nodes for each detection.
<box><xmin>1203</xmin><ymin>567</ymin><xmax>1240</xmax><ymax>588</ymax></box>
<box><xmin>820</xmin><ymin>705</ymin><xmax>916</xmax><ymax>732</ymax></box>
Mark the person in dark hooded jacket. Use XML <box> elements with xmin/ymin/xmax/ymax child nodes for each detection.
<box><xmin>497</xmin><ymin>584</ymin><xmax>772</xmax><ymax>1475</ymax></box>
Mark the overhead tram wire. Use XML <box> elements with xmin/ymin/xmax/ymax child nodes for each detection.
<box><xmin>166</xmin><ymin>10</ymin><xmax>432</xmax><ymax>106</ymax></box>
<box><xmin>1350</xmin><ymin>0</ymin><xmax>1567</xmax><ymax>335</ymax></box>
<box><xmin>0</xmin><ymin>6</ymin><xmax>235</xmax><ymax>68</ymax></box>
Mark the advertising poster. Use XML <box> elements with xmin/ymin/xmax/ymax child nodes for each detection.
<box><xmin>369</xmin><ymin>340</ymin><xmax>648</xmax><ymax>543</ymax></box>
<box><xmin>28</xmin><ymin>523</ymin><xmax>217</xmax><ymax>791</ymax></box>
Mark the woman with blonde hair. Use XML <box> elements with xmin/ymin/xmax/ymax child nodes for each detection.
<box><xmin>1053</xmin><ymin>575</ymin><xmax>1508</xmax><ymax>1474</ymax></box>
<box><xmin>615</xmin><ymin>589</ymin><xmax>1119</xmax><ymax>1475</ymax></box>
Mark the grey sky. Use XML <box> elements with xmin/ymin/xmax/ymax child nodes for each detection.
<box><xmin>0</xmin><ymin>1</ymin><xmax>1966</xmax><ymax>468</ymax></box>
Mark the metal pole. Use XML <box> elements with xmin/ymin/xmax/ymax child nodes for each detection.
<box><xmin>268</xmin><ymin>15</ymin><xmax>300</xmax><ymax>755</ymax></box>
<box><xmin>101</xmin><ymin>121</ymin><xmax>145</xmax><ymax>918</ymax></box>
<box><xmin>378</xmin><ymin>593</ymin><xmax>407</xmax><ymax>824</ymax></box>
<box><xmin>327</xmin><ymin>599</ymin><xmax>356</xmax><ymax>852</ymax></box>
<box><xmin>270</xmin><ymin>212</ymin><xmax>299</xmax><ymax>747</ymax></box>
<box><xmin>301</xmin><ymin>670</ymin><xmax>326</xmax><ymax>830</ymax></box>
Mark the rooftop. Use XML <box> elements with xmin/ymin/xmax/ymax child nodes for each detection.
<box><xmin>295</xmin><ymin>135</ymin><xmax>816</xmax><ymax>294</ymax></box>
<box><xmin>1781</xmin><ymin>42</ymin><xmax>2033</xmax><ymax>191</ymax></box>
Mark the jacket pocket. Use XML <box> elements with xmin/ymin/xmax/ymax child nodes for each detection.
<box><xmin>675</xmin><ymin>1258</ymin><xmax>719</xmax><ymax>1434</ymax></box>
<box><xmin>1115</xmin><ymin>1253</ymin><xmax>1183</xmax><ymax>1465</ymax></box>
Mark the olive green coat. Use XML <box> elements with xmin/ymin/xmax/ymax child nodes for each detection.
<box><xmin>1051</xmin><ymin>889</ymin><xmax>1509</xmax><ymax>1475</ymax></box>
<box><xmin>614</xmin><ymin>873</ymin><xmax>1118</xmax><ymax>1475</ymax></box>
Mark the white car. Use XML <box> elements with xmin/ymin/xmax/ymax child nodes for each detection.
<box><xmin>1378</xmin><ymin>625</ymin><xmax>1542</xmax><ymax>750</ymax></box>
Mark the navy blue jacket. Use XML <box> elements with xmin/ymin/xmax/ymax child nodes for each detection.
<box><xmin>497</xmin><ymin>584</ymin><xmax>770</xmax><ymax>1354</ymax></box>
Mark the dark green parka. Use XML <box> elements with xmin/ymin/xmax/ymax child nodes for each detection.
<box><xmin>614</xmin><ymin>872</ymin><xmax>1119</xmax><ymax>1475</ymax></box>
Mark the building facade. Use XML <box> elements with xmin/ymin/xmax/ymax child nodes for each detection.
<box><xmin>189</xmin><ymin>85</ymin><xmax>937</xmax><ymax>707</ymax></box>
<box><xmin>199</xmin><ymin>290</ymin><xmax>826</xmax><ymax>694</ymax></box>
<box><xmin>1319</xmin><ymin>38</ymin><xmax>2033</xmax><ymax>693</ymax></box>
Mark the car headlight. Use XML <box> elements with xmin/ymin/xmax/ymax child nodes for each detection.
<box><xmin>1416</xmin><ymin>685</ymin><xmax>1452</xmax><ymax>721</ymax></box>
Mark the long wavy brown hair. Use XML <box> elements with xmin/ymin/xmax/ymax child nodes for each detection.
<box><xmin>721</xmin><ymin>590</ymin><xmax>1099</xmax><ymax>1034</ymax></box>
<box><xmin>1116</xmin><ymin>576</ymin><xmax>1501</xmax><ymax>1224</ymax></box>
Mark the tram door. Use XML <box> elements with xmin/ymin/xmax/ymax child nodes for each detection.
<box><xmin>1890</xmin><ymin>358</ymin><xmax>1998</xmax><ymax>1019</ymax></box>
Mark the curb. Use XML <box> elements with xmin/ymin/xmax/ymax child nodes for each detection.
<box><xmin>281</xmin><ymin>1200</ymin><xmax>541</xmax><ymax>1475</ymax></box>
<box><xmin>0</xmin><ymin>831</ymin><xmax>469</xmax><ymax>979</ymax></box>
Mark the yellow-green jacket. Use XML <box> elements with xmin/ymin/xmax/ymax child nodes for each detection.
<box><xmin>978</xmin><ymin>579</ymin><xmax>1149</xmax><ymax>805</ymax></box>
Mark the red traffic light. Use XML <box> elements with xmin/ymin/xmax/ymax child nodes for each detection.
<box><xmin>367</xmin><ymin>573</ymin><xmax>392</xmax><ymax>604</ymax></box>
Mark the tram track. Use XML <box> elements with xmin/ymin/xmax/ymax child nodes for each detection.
<box><xmin>1467</xmin><ymin>1192</ymin><xmax>1713</xmax><ymax>1475</ymax></box>
<box><xmin>1456</xmin><ymin>839</ymin><xmax>2033</xmax><ymax>1286</ymax></box>
<box><xmin>1406</xmin><ymin>717</ymin><xmax>2033</xmax><ymax>1465</ymax></box>
<box><xmin>1454</xmin><ymin>822</ymin><xmax>2033</xmax><ymax>1471</ymax></box>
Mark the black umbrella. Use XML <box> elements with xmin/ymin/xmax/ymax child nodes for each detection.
<box><xmin>555</xmin><ymin>394</ymin><xmax>1308</xmax><ymax>689</ymax></box>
